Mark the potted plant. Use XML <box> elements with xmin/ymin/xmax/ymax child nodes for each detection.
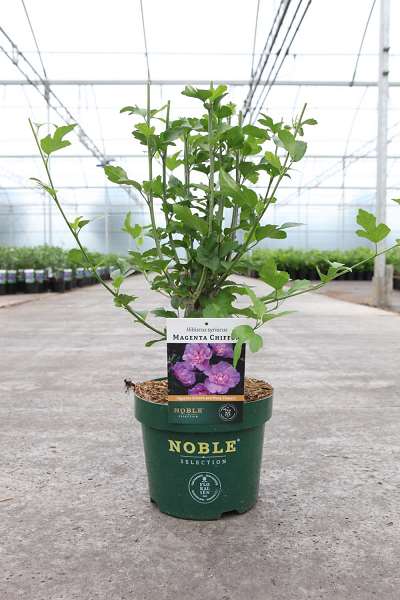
<box><xmin>29</xmin><ymin>84</ymin><xmax>399</xmax><ymax>520</ymax></box>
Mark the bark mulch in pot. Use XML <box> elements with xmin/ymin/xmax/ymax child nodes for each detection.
<box><xmin>125</xmin><ymin>377</ymin><xmax>273</xmax><ymax>404</ymax></box>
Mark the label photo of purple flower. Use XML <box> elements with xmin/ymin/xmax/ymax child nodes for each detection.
<box><xmin>171</xmin><ymin>361</ymin><xmax>196</xmax><ymax>386</ymax></box>
<box><xmin>167</xmin><ymin>341</ymin><xmax>245</xmax><ymax>397</ymax></box>
<box><xmin>188</xmin><ymin>383</ymin><xmax>210</xmax><ymax>395</ymax></box>
<box><xmin>182</xmin><ymin>343</ymin><xmax>212</xmax><ymax>372</ymax></box>
<box><xmin>203</xmin><ymin>361</ymin><xmax>241</xmax><ymax>394</ymax></box>
<box><xmin>210</xmin><ymin>343</ymin><xmax>234</xmax><ymax>358</ymax></box>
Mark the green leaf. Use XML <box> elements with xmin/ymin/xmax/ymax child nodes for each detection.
<box><xmin>302</xmin><ymin>118</ymin><xmax>318</xmax><ymax>126</ymax></box>
<box><xmin>120</xmin><ymin>105</ymin><xmax>146</xmax><ymax>117</ymax></box>
<box><xmin>135</xmin><ymin>122</ymin><xmax>155</xmax><ymax>138</ymax></box>
<box><xmin>70</xmin><ymin>216</ymin><xmax>90</xmax><ymax>232</ymax></box>
<box><xmin>237</xmin><ymin>186</ymin><xmax>258</xmax><ymax>208</ymax></box>
<box><xmin>393</xmin><ymin>198</ymin><xmax>400</xmax><ymax>205</ymax></box>
<box><xmin>120</xmin><ymin>104</ymin><xmax>167</xmax><ymax>119</ymax></box>
<box><xmin>232</xmin><ymin>340</ymin><xmax>243</xmax><ymax>368</ymax></box>
<box><xmin>231</xmin><ymin>324</ymin><xmax>263</xmax><ymax>365</ymax></box>
<box><xmin>30</xmin><ymin>177</ymin><xmax>57</xmax><ymax>199</ymax></box>
<box><xmin>261</xmin><ymin>310</ymin><xmax>295</xmax><ymax>323</ymax></box>
<box><xmin>173</xmin><ymin>205</ymin><xmax>208</xmax><ymax>236</ymax></box>
<box><xmin>216</xmin><ymin>103</ymin><xmax>236</xmax><ymax>119</ymax></box>
<box><xmin>277</xmin><ymin>129</ymin><xmax>295</xmax><ymax>150</ymax></box>
<box><xmin>145</xmin><ymin>337</ymin><xmax>166</xmax><ymax>347</ymax></box>
<box><xmin>152</xmin><ymin>308</ymin><xmax>178</xmax><ymax>318</ymax></box>
<box><xmin>181</xmin><ymin>86</ymin><xmax>212</xmax><ymax>102</ymax></box>
<box><xmin>40</xmin><ymin>124</ymin><xmax>76</xmax><ymax>156</ymax></box>
<box><xmin>264</xmin><ymin>151</ymin><xmax>281</xmax><ymax>171</ymax></box>
<box><xmin>104</xmin><ymin>165</ymin><xmax>142</xmax><ymax>191</ymax></box>
<box><xmin>223</xmin><ymin>126</ymin><xmax>245</xmax><ymax>149</ymax></box>
<box><xmin>239</xmin><ymin>161</ymin><xmax>259</xmax><ymax>183</ymax></box>
<box><xmin>277</xmin><ymin>129</ymin><xmax>307</xmax><ymax>162</ymax></box>
<box><xmin>286</xmin><ymin>280</ymin><xmax>311</xmax><ymax>295</ymax></box>
<box><xmin>255</xmin><ymin>225</ymin><xmax>287</xmax><ymax>241</ymax></box>
<box><xmin>258</xmin><ymin>115</ymin><xmax>275</xmax><ymax>130</ymax></box>
<box><xmin>122</xmin><ymin>212</ymin><xmax>143</xmax><ymax>240</ymax></box>
<box><xmin>242</xmin><ymin>124</ymin><xmax>269</xmax><ymax>141</ymax></box>
<box><xmin>210</xmin><ymin>84</ymin><xmax>228</xmax><ymax>101</ymax></box>
<box><xmin>231</xmin><ymin>324</ymin><xmax>254</xmax><ymax>341</ymax></box>
<box><xmin>219</xmin><ymin>169</ymin><xmax>240</xmax><ymax>195</ymax></box>
<box><xmin>67</xmin><ymin>248</ymin><xmax>88</xmax><ymax>266</ymax></box>
<box><xmin>291</xmin><ymin>140</ymin><xmax>307</xmax><ymax>162</ymax></box>
<box><xmin>202</xmin><ymin>289</ymin><xmax>235</xmax><ymax>317</ymax></box>
<box><xmin>143</xmin><ymin>175</ymin><xmax>164</xmax><ymax>198</ymax></box>
<box><xmin>356</xmin><ymin>209</ymin><xmax>391</xmax><ymax>243</ymax></box>
<box><xmin>114</xmin><ymin>293</ymin><xmax>137</xmax><ymax>307</ymax></box>
<box><xmin>197</xmin><ymin>236</ymin><xmax>221</xmax><ymax>272</ymax></box>
<box><xmin>241</xmin><ymin>287</ymin><xmax>265</xmax><ymax>320</ymax></box>
<box><xmin>249</xmin><ymin>333</ymin><xmax>263</xmax><ymax>352</ymax></box>
<box><xmin>111</xmin><ymin>273</ymin><xmax>124</xmax><ymax>290</ymax></box>
<box><xmin>165</xmin><ymin>152</ymin><xmax>183</xmax><ymax>171</ymax></box>
<box><xmin>280</xmin><ymin>222</ymin><xmax>304</xmax><ymax>229</ymax></box>
<box><xmin>316</xmin><ymin>261</ymin><xmax>350</xmax><ymax>283</ymax></box>
<box><xmin>259</xmin><ymin>258</ymin><xmax>290</xmax><ymax>290</ymax></box>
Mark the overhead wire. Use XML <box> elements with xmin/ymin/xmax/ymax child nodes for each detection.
<box><xmin>139</xmin><ymin>0</ymin><xmax>151</xmax><ymax>81</ymax></box>
<box><xmin>0</xmin><ymin>26</ymin><xmax>105</xmax><ymax>161</ymax></box>
<box><xmin>250</xmin><ymin>0</ymin><xmax>261</xmax><ymax>77</ymax></box>
<box><xmin>243</xmin><ymin>0</ymin><xmax>291</xmax><ymax>116</ymax></box>
<box><xmin>350</xmin><ymin>0</ymin><xmax>377</xmax><ymax>85</ymax></box>
<box><xmin>0</xmin><ymin>26</ymin><xmax>139</xmax><ymax>204</ymax></box>
<box><xmin>250</xmin><ymin>0</ymin><xmax>313</xmax><ymax>122</ymax></box>
<box><xmin>20</xmin><ymin>0</ymin><xmax>48</xmax><ymax>80</ymax></box>
<box><xmin>249</xmin><ymin>0</ymin><xmax>305</xmax><ymax>121</ymax></box>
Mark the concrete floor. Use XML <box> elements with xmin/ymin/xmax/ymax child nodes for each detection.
<box><xmin>1</xmin><ymin>275</ymin><xmax>399</xmax><ymax>600</ymax></box>
<box><xmin>317</xmin><ymin>280</ymin><xmax>400</xmax><ymax>313</ymax></box>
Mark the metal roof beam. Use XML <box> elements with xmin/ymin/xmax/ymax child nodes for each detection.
<box><xmin>0</xmin><ymin>79</ymin><xmax>400</xmax><ymax>86</ymax></box>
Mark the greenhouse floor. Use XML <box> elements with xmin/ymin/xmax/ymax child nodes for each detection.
<box><xmin>317</xmin><ymin>280</ymin><xmax>400</xmax><ymax>312</ymax></box>
<box><xmin>1</xmin><ymin>275</ymin><xmax>399</xmax><ymax>600</ymax></box>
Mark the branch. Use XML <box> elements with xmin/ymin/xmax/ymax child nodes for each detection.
<box><xmin>29</xmin><ymin>118</ymin><xmax>165</xmax><ymax>339</ymax></box>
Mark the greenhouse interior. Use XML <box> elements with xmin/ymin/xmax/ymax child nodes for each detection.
<box><xmin>1</xmin><ymin>1</ymin><xmax>399</xmax><ymax>599</ymax></box>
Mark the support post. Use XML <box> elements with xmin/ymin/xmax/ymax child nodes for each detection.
<box><xmin>104</xmin><ymin>186</ymin><xmax>110</xmax><ymax>254</ymax></box>
<box><xmin>372</xmin><ymin>0</ymin><xmax>391</xmax><ymax>307</ymax></box>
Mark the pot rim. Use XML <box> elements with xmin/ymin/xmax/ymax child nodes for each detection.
<box><xmin>133</xmin><ymin>377</ymin><xmax>273</xmax><ymax>434</ymax></box>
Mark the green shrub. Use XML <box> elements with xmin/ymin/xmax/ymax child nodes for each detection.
<box><xmin>388</xmin><ymin>247</ymin><xmax>400</xmax><ymax>274</ymax></box>
<box><xmin>241</xmin><ymin>247</ymin><xmax>376</xmax><ymax>280</ymax></box>
<box><xmin>0</xmin><ymin>245</ymin><xmax>124</xmax><ymax>271</ymax></box>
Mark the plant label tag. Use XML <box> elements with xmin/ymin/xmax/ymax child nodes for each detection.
<box><xmin>166</xmin><ymin>318</ymin><xmax>246</xmax><ymax>424</ymax></box>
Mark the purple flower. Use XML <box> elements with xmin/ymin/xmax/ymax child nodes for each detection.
<box><xmin>188</xmin><ymin>383</ymin><xmax>210</xmax><ymax>395</ymax></box>
<box><xmin>172</xmin><ymin>361</ymin><xmax>196</xmax><ymax>386</ymax></box>
<box><xmin>182</xmin><ymin>343</ymin><xmax>212</xmax><ymax>372</ymax></box>
<box><xmin>204</xmin><ymin>361</ymin><xmax>241</xmax><ymax>394</ymax></box>
<box><xmin>210</xmin><ymin>343</ymin><xmax>234</xmax><ymax>358</ymax></box>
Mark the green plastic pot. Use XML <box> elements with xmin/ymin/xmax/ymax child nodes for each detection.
<box><xmin>134</xmin><ymin>382</ymin><xmax>273</xmax><ymax>520</ymax></box>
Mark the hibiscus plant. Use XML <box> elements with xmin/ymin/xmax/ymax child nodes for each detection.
<box><xmin>29</xmin><ymin>84</ymin><xmax>399</xmax><ymax>365</ymax></box>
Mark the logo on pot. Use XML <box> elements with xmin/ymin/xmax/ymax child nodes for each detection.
<box><xmin>168</xmin><ymin>439</ymin><xmax>237</xmax><ymax>454</ymax></box>
<box><xmin>188</xmin><ymin>472</ymin><xmax>222</xmax><ymax>504</ymax></box>
<box><xmin>218</xmin><ymin>403</ymin><xmax>237</xmax><ymax>422</ymax></box>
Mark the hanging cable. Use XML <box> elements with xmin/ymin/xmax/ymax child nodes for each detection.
<box><xmin>250</xmin><ymin>0</ymin><xmax>261</xmax><ymax>77</ymax></box>
<box><xmin>0</xmin><ymin>26</ymin><xmax>139</xmax><ymax>202</ymax></box>
<box><xmin>249</xmin><ymin>0</ymin><xmax>305</xmax><ymax>121</ymax></box>
<box><xmin>139</xmin><ymin>0</ymin><xmax>151</xmax><ymax>81</ymax></box>
<box><xmin>250</xmin><ymin>0</ymin><xmax>312</xmax><ymax>122</ymax></box>
<box><xmin>350</xmin><ymin>0</ymin><xmax>377</xmax><ymax>86</ymax></box>
<box><xmin>20</xmin><ymin>0</ymin><xmax>48</xmax><ymax>80</ymax></box>
<box><xmin>243</xmin><ymin>0</ymin><xmax>291</xmax><ymax>116</ymax></box>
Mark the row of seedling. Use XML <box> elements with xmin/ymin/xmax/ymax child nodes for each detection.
<box><xmin>0</xmin><ymin>266</ymin><xmax>112</xmax><ymax>295</ymax></box>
